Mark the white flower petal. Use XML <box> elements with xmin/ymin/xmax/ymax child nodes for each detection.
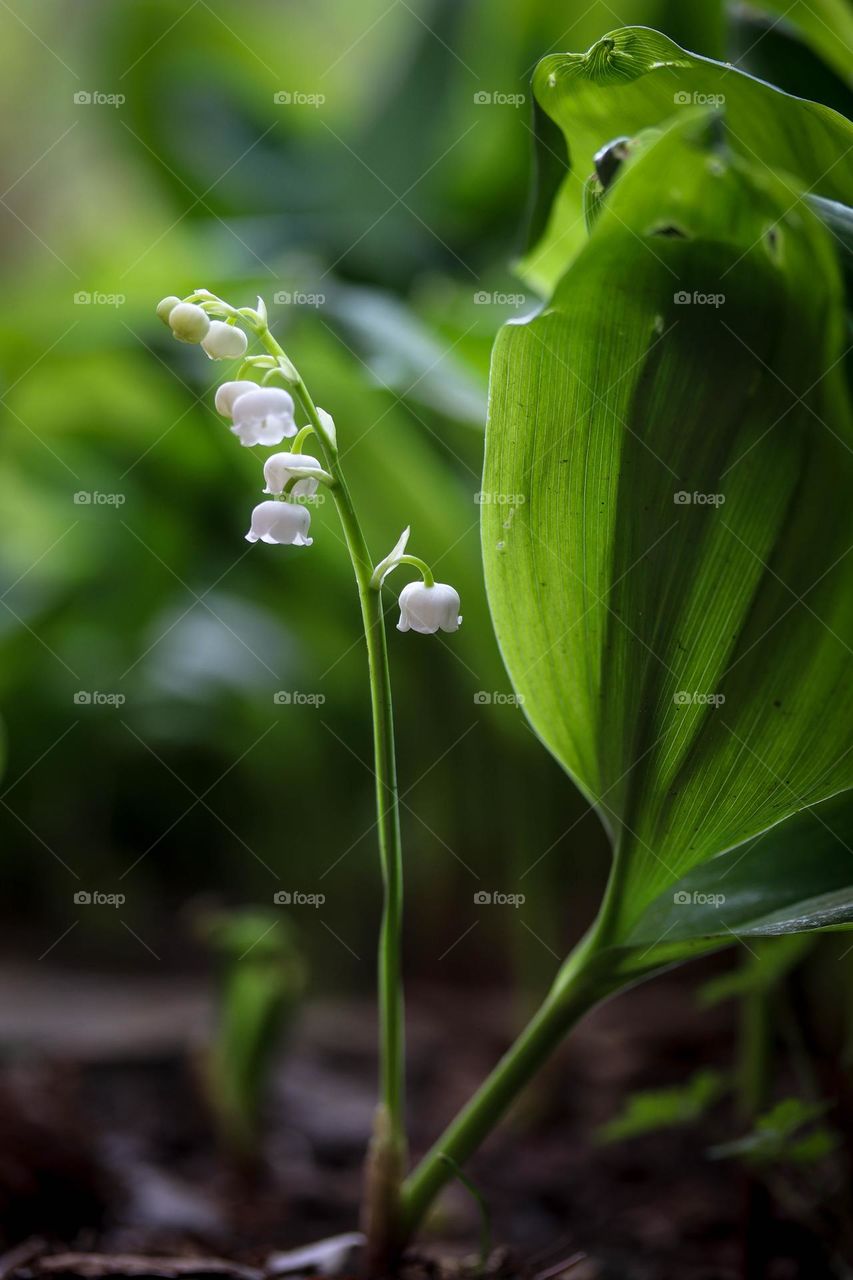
<box><xmin>202</xmin><ymin>321</ymin><xmax>248</xmax><ymax>360</ymax></box>
<box><xmin>215</xmin><ymin>380</ymin><xmax>259</xmax><ymax>416</ymax></box>
<box><xmin>230</xmin><ymin>387</ymin><xmax>297</xmax><ymax>447</ymax></box>
<box><xmin>263</xmin><ymin>453</ymin><xmax>323</xmax><ymax>497</ymax></box>
<box><xmin>397</xmin><ymin>581</ymin><xmax>462</xmax><ymax>634</ymax></box>
<box><xmin>245</xmin><ymin>500</ymin><xmax>312</xmax><ymax>547</ymax></box>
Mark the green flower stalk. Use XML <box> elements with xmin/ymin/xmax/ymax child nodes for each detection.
<box><xmin>157</xmin><ymin>289</ymin><xmax>463</xmax><ymax>1265</ymax></box>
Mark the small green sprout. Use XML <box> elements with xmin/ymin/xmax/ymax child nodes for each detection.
<box><xmin>197</xmin><ymin>908</ymin><xmax>306</xmax><ymax>1160</ymax></box>
<box><xmin>710</xmin><ymin>1098</ymin><xmax>839</xmax><ymax>1167</ymax></box>
<box><xmin>596</xmin><ymin>1069</ymin><xmax>726</xmax><ymax>1144</ymax></box>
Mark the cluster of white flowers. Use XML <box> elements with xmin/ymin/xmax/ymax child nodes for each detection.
<box><xmin>210</xmin><ymin>381</ymin><xmax>332</xmax><ymax>547</ymax></box>
<box><xmin>157</xmin><ymin>294</ymin><xmax>461</xmax><ymax>634</ymax></box>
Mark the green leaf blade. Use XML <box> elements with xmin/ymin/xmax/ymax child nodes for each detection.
<box><xmin>484</xmin><ymin>111</ymin><xmax>853</xmax><ymax>942</ymax></box>
<box><xmin>522</xmin><ymin>26</ymin><xmax>853</xmax><ymax>294</ymax></box>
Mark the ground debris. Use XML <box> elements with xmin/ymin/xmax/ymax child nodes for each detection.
<box><xmin>17</xmin><ymin>1252</ymin><xmax>263</xmax><ymax>1280</ymax></box>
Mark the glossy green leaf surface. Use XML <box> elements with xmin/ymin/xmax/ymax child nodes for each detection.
<box><xmin>583</xmin><ymin>796</ymin><xmax>853</xmax><ymax>985</ymax></box>
<box><xmin>483</xmin><ymin>111</ymin><xmax>853</xmax><ymax>947</ymax></box>
<box><xmin>626</xmin><ymin>793</ymin><xmax>853</xmax><ymax>947</ymax></box>
<box><xmin>727</xmin><ymin>6</ymin><xmax>853</xmax><ymax>118</ymax></box>
<box><xmin>739</xmin><ymin>0</ymin><xmax>853</xmax><ymax>89</ymax></box>
<box><xmin>521</xmin><ymin>26</ymin><xmax>853</xmax><ymax>294</ymax></box>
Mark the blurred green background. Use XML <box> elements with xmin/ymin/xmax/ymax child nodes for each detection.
<box><xmin>0</xmin><ymin>0</ymin><xmax>849</xmax><ymax>992</ymax></box>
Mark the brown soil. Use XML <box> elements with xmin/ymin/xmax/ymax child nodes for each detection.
<box><xmin>0</xmin><ymin>964</ymin><xmax>844</xmax><ymax>1280</ymax></box>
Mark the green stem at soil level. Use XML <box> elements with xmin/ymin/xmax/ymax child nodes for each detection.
<box><xmin>399</xmin><ymin>841</ymin><xmax>634</xmax><ymax>1242</ymax></box>
<box><xmin>398</xmin><ymin>936</ymin><xmax>601</xmax><ymax>1235</ymax></box>
<box><xmin>253</xmin><ymin>323</ymin><xmax>408</xmax><ymax>1203</ymax></box>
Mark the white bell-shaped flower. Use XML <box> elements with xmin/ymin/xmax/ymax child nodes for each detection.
<box><xmin>397</xmin><ymin>581</ymin><xmax>462</xmax><ymax>634</ymax></box>
<box><xmin>263</xmin><ymin>452</ymin><xmax>323</xmax><ymax>498</ymax></box>
<box><xmin>168</xmin><ymin>302</ymin><xmax>210</xmax><ymax>344</ymax></box>
<box><xmin>246</xmin><ymin>500</ymin><xmax>312</xmax><ymax>546</ymax></box>
<box><xmin>215</xmin><ymin>380</ymin><xmax>259</xmax><ymax>416</ymax></box>
<box><xmin>202</xmin><ymin>321</ymin><xmax>248</xmax><ymax>360</ymax></box>
<box><xmin>230</xmin><ymin>387</ymin><xmax>297</xmax><ymax>446</ymax></box>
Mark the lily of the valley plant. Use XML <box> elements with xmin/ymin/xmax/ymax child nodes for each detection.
<box><xmin>155</xmin><ymin>22</ymin><xmax>853</xmax><ymax>1274</ymax></box>
<box><xmin>157</xmin><ymin>286</ymin><xmax>460</xmax><ymax>1268</ymax></box>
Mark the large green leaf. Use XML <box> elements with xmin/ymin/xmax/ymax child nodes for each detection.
<box><xmin>734</xmin><ymin>0</ymin><xmax>853</xmax><ymax>91</ymax></box>
<box><xmin>521</xmin><ymin>26</ymin><xmax>853</xmax><ymax>295</ymax></box>
<box><xmin>627</xmin><ymin>793</ymin><xmax>853</xmax><ymax>949</ymax></box>
<box><xmin>571</xmin><ymin>738</ymin><xmax>853</xmax><ymax>989</ymax></box>
<box><xmin>810</xmin><ymin>195</ymin><xmax>853</xmax><ymax>316</ymax></box>
<box><xmin>726</xmin><ymin>5</ymin><xmax>853</xmax><ymax>118</ymax></box>
<box><xmin>483</xmin><ymin>110</ymin><xmax>853</xmax><ymax>944</ymax></box>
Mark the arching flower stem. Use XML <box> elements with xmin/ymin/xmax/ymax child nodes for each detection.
<box><xmin>371</xmin><ymin>554</ymin><xmax>435</xmax><ymax>590</ymax></box>
<box><xmin>290</xmin><ymin>424</ymin><xmax>317</xmax><ymax>454</ymax></box>
<box><xmin>279</xmin><ymin>467</ymin><xmax>335</xmax><ymax>495</ymax></box>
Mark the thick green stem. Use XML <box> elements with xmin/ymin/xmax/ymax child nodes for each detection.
<box><xmin>738</xmin><ymin>984</ymin><xmax>772</xmax><ymax>1122</ymax></box>
<box><xmin>400</xmin><ymin>929</ymin><xmax>610</xmax><ymax>1237</ymax></box>
<box><xmin>399</xmin><ymin>835</ymin><xmax>628</xmax><ymax>1240</ymax></box>
<box><xmin>736</xmin><ymin>969</ymin><xmax>774</xmax><ymax>1278</ymax></box>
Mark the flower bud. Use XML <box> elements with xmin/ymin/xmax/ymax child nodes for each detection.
<box><xmin>397</xmin><ymin>581</ymin><xmax>462</xmax><ymax>634</ymax></box>
<box><xmin>201</xmin><ymin>320</ymin><xmax>248</xmax><ymax>360</ymax></box>
<box><xmin>168</xmin><ymin>302</ymin><xmax>210</xmax><ymax>344</ymax></box>
<box><xmin>263</xmin><ymin>453</ymin><xmax>323</xmax><ymax>498</ymax></box>
<box><xmin>246</xmin><ymin>500</ymin><xmax>312</xmax><ymax>546</ymax></box>
<box><xmin>156</xmin><ymin>295</ymin><xmax>182</xmax><ymax>326</ymax></box>
<box><xmin>230</xmin><ymin>387</ymin><xmax>297</xmax><ymax>446</ymax></box>
<box><xmin>215</xmin><ymin>380</ymin><xmax>259</xmax><ymax>416</ymax></box>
